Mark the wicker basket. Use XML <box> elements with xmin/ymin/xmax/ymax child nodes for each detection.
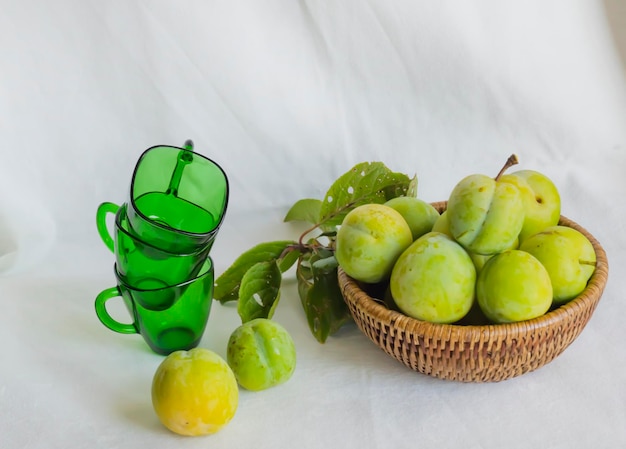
<box><xmin>338</xmin><ymin>201</ymin><xmax>609</xmax><ymax>382</ymax></box>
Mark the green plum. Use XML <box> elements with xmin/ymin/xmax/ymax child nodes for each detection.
<box><xmin>433</xmin><ymin>210</ymin><xmax>496</xmax><ymax>273</ymax></box>
<box><xmin>519</xmin><ymin>225</ymin><xmax>596</xmax><ymax>304</ymax></box>
<box><xmin>384</xmin><ymin>196</ymin><xmax>440</xmax><ymax>241</ymax></box>
<box><xmin>227</xmin><ymin>318</ymin><xmax>296</xmax><ymax>391</ymax></box>
<box><xmin>468</xmin><ymin>237</ymin><xmax>519</xmax><ymax>274</ymax></box>
<box><xmin>390</xmin><ymin>232</ymin><xmax>476</xmax><ymax>323</ymax></box>
<box><xmin>477</xmin><ymin>250</ymin><xmax>553</xmax><ymax>323</ymax></box>
<box><xmin>335</xmin><ymin>203</ymin><xmax>413</xmax><ymax>283</ymax></box>
<box><xmin>447</xmin><ymin>157</ymin><xmax>525</xmax><ymax>255</ymax></box>
<box><xmin>500</xmin><ymin>169</ymin><xmax>561</xmax><ymax>243</ymax></box>
<box><xmin>431</xmin><ymin>210</ymin><xmax>452</xmax><ymax>238</ymax></box>
<box><xmin>468</xmin><ymin>252</ymin><xmax>492</xmax><ymax>274</ymax></box>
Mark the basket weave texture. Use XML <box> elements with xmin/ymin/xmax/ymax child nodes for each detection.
<box><xmin>338</xmin><ymin>201</ymin><xmax>609</xmax><ymax>382</ymax></box>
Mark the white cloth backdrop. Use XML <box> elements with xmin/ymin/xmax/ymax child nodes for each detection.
<box><xmin>1</xmin><ymin>1</ymin><xmax>625</xmax><ymax>448</ymax></box>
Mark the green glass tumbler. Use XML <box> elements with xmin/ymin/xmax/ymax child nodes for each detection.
<box><xmin>96</xmin><ymin>202</ymin><xmax>209</xmax><ymax>308</ymax></box>
<box><xmin>94</xmin><ymin>257</ymin><xmax>214</xmax><ymax>355</ymax></box>
<box><xmin>126</xmin><ymin>140</ymin><xmax>229</xmax><ymax>254</ymax></box>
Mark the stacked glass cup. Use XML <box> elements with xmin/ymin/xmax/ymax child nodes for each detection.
<box><xmin>94</xmin><ymin>141</ymin><xmax>229</xmax><ymax>355</ymax></box>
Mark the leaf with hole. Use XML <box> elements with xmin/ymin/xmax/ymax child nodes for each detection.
<box><xmin>237</xmin><ymin>260</ymin><xmax>282</xmax><ymax>323</ymax></box>
<box><xmin>318</xmin><ymin>162</ymin><xmax>414</xmax><ymax>230</ymax></box>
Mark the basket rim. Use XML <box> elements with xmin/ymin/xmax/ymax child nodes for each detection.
<box><xmin>339</xmin><ymin>201</ymin><xmax>609</xmax><ymax>339</ymax></box>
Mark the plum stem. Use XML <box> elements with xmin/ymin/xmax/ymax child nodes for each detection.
<box><xmin>495</xmin><ymin>154</ymin><xmax>519</xmax><ymax>181</ymax></box>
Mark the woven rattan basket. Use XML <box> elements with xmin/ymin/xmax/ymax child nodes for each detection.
<box><xmin>338</xmin><ymin>201</ymin><xmax>609</xmax><ymax>382</ymax></box>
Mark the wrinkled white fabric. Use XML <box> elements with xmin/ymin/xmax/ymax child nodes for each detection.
<box><xmin>1</xmin><ymin>1</ymin><xmax>625</xmax><ymax>448</ymax></box>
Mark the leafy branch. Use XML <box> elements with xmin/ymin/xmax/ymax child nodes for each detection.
<box><xmin>214</xmin><ymin>162</ymin><xmax>416</xmax><ymax>343</ymax></box>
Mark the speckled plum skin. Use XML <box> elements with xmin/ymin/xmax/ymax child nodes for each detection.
<box><xmin>335</xmin><ymin>203</ymin><xmax>413</xmax><ymax>284</ymax></box>
<box><xmin>390</xmin><ymin>232</ymin><xmax>476</xmax><ymax>323</ymax></box>
<box><xmin>477</xmin><ymin>250</ymin><xmax>553</xmax><ymax>323</ymax></box>
<box><xmin>519</xmin><ymin>226</ymin><xmax>595</xmax><ymax>304</ymax></box>
<box><xmin>447</xmin><ymin>174</ymin><xmax>525</xmax><ymax>255</ymax></box>
<box><xmin>151</xmin><ymin>348</ymin><xmax>238</xmax><ymax>436</ymax></box>
<box><xmin>384</xmin><ymin>196</ymin><xmax>440</xmax><ymax>241</ymax></box>
<box><xmin>500</xmin><ymin>170</ymin><xmax>561</xmax><ymax>244</ymax></box>
<box><xmin>227</xmin><ymin>318</ymin><xmax>296</xmax><ymax>391</ymax></box>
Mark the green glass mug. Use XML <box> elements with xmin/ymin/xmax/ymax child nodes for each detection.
<box><xmin>94</xmin><ymin>257</ymin><xmax>214</xmax><ymax>355</ymax></box>
<box><xmin>126</xmin><ymin>140</ymin><xmax>229</xmax><ymax>254</ymax></box>
<box><xmin>96</xmin><ymin>202</ymin><xmax>210</xmax><ymax>304</ymax></box>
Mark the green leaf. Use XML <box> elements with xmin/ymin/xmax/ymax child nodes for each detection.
<box><xmin>284</xmin><ymin>198</ymin><xmax>322</xmax><ymax>225</ymax></box>
<box><xmin>214</xmin><ymin>240</ymin><xmax>295</xmax><ymax>303</ymax></box>
<box><xmin>296</xmin><ymin>252</ymin><xmax>352</xmax><ymax>343</ymax></box>
<box><xmin>318</xmin><ymin>162</ymin><xmax>413</xmax><ymax>230</ymax></box>
<box><xmin>383</xmin><ymin>173</ymin><xmax>417</xmax><ymax>200</ymax></box>
<box><xmin>237</xmin><ymin>261</ymin><xmax>282</xmax><ymax>323</ymax></box>
<box><xmin>278</xmin><ymin>247</ymin><xmax>302</xmax><ymax>273</ymax></box>
<box><xmin>406</xmin><ymin>175</ymin><xmax>418</xmax><ymax>198</ymax></box>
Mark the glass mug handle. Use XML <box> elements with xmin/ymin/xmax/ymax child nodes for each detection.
<box><xmin>96</xmin><ymin>202</ymin><xmax>120</xmax><ymax>253</ymax></box>
<box><xmin>94</xmin><ymin>287</ymin><xmax>137</xmax><ymax>334</ymax></box>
